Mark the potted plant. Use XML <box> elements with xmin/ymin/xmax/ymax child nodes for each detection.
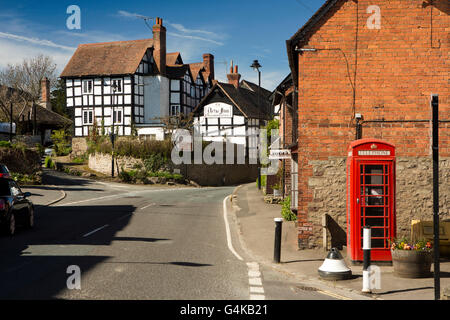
<box><xmin>272</xmin><ymin>183</ymin><xmax>282</xmax><ymax>197</ymax></box>
<box><xmin>390</xmin><ymin>238</ymin><xmax>433</xmax><ymax>278</ymax></box>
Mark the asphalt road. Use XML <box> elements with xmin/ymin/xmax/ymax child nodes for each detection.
<box><xmin>0</xmin><ymin>170</ymin><xmax>334</xmax><ymax>300</ymax></box>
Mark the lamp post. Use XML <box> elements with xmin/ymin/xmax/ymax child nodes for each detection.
<box><xmin>251</xmin><ymin>60</ymin><xmax>262</xmax><ymax>190</ymax></box>
<box><xmin>110</xmin><ymin>83</ymin><xmax>117</xmax><ymax>177</ymax></box>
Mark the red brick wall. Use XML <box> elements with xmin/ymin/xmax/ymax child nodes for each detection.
<box><xmin>294</xmin><ymin>0</ymin><xmax>449</xmax><ymax>248</ymax></box>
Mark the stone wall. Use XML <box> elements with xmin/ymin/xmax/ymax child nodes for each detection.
<box><xmin>175</xmin><ymin>163</ymin><xmax>258</xmax><ymax>187</ymax></box>
<box><xmin>72</xmin><ymin>137</ymin><xmax>88</xmax><ymax>156</ymax></box>
<box><xmin>88</xmin><ymin>152</ymin><xmax>258</xmax><ymax>186</ymax></box>
<box><xmin>305</xmin><ymin>157</ymin><xmax>450</xmax><ymax>249</ymax></box>
<box><xmin>88</xmin><ymin>153</ymin><xmax>144</xmax><ymax>176</ymax></box>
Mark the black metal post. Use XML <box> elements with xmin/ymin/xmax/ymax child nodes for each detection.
<box><xmin>362</xmin><ymin>226</ymin><xmax>371</xmax><ymax>293</ymax></box>
<box><xmin>432</xmin><ymin>94</ymin><xmax>440</xmax><ymax>300</ymax></box>
<box><xmin>111</xmin><ymin>86</ymin><xmax>116</xmax><ymax>178</ymax></box>
<box><xmin>274</xmin><ymin>218</ymin><xmax>283</xmax><ymax>263</ymax></box>
<box><xmin>257</xmin><ymin>69</ymin><xmax>261</xmax><ymax>190</ymax></box>
<box><xmin>257</xmin><ymin>167</ymin><xmax>261</xmax><ymax>190</ymax></box>
<box><xmin>9</xmin><ymin>102</ymin><xmax>13</xmax><ymax>142</ymax></box>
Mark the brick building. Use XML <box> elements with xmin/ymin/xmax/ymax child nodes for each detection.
<box><xmin>286</xmin><ymin>0</ymin><xmax>449</xmax><ymax>249</ymax></box>
<box><xmin>270</xmin><ymin>74</ymin><xmax>298</xmax><ymax>208</ymax></box>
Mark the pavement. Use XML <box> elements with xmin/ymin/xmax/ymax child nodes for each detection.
<box><xmin>230</xmin><ymin>182</ymin><xmax>450</xmax><ymax>300</ymax></box>
<box><xmin>21</xmin><ymin>185</ymin><xmax>66</xmax><ymax>207</ymax></box>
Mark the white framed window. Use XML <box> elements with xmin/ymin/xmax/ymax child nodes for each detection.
<box><xmin>112</xmin><ymin>79</ymin><xmax>123</xmax><ymax>93</ymax></box>
<box><xmin>113</xmin><ymin>110</ymin><xmax>122</xmax><ymax>124</ymax></box>
<box><xmin>170</xmin><ymin>105</ymin><xmax>181</xmax><ymax>116</ymax></box>
<box><xmin>140</xmin><ymin>134</ymin><xmax>156</xmax><ymax>141</ymax></box>
<box><xmin>83</xmin><ymin>110</ymin><xmax>93</xmax><ymax>125</ymax></box>
<box><xmin>82</xmin><ymin>80</ymin><xmax>93</xmax><ymax>95</ymax></box>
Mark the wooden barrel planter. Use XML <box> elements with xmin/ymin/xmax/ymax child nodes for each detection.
<box><xmin>391</xmin><ymin>249</ymin><xmax>433</xmax><ymax>278</ymax></box>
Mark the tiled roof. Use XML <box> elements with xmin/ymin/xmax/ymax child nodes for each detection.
<box><xmin>166</xmin><ymin>52</ymin><xmax>182</xmax><ymax>65</ymax></box>
<box><xmin>166</xmin><ymin>65</ymin><xmax>189</xmax><ymax>79</ymax></box>
<box><xmin>193</xmin><ymin>82</ymin><xmax>272</xmax><ymax>120</ymax></box>
<box><xmin>240</xmin><ymin>80</ymin><xmax>272</xmax><ymax>99</ymax></box>
<box><xmin>0</xmin><ymin>86</ymin><xmax>71</xmax><ymax>126</ymax></box>
<box><xmin>189</xmin><ymin>63</ymin><xmax>205</xmax><ymax>82</ymax></box>
<box><xmin>60</xmin><ymin>39</ymin><xmax>153</xmax><ymax>78</ymax></box>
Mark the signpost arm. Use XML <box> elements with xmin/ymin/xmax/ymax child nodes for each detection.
<box><xmin>431</xmin><ymin>94</ymin><xmax>440</xmax><ymax>300</ymax></box>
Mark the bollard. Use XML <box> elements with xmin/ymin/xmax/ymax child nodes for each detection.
<box><xmin>362</xmin><ymin>226</ymin><xmax>372</xmax><ymax>293</ymax></box>
<box><xmin>257</xmin><ymin>167</ymin><xmax>261</xmax><ymax>190</ymax></box>
<box><xmin>274</xmin><ymin>218</ymin><xmax>283</xmax><ymax>263</ymax></box>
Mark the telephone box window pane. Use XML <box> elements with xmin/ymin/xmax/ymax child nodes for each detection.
<box><xmin>372</xmin><ymin>228</ymin><xmax>385</xmax><ymax>238</ymax></box>
<box><xmin>365</xmin><ymin>217</ymin><xmax>384</xmax><ymax>228</ymax></box>
<box><xmin>365</xmin><ymin>165</ymin><xmax>383</xmax><ymax>174</ymax></box>
<box><xmin>365</xmin><ymin>175</ymin><xmax>383</xmax><ymax>185</ymax></box>
<box><xmin>365</xmin><ymin>207</ymin><xmax>384</xmax><ymax>217</ymax></box>
<box><xmin>367</xmin><ymin>196</ymin><xmax>385</xmax><ymax>206</ymax></box>
<box><xmin>372</xmin><ymin>239</ymin><xmax>385</xmax><ymax>248</ymax></box>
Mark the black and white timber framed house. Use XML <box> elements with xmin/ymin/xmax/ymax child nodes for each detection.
<box><xmin>192</xmin><ymin>62</ymin><xmax>272</xmax><ymax>156</ymax></box>
<box><xmin>60</xmin><ymin>17</ymin><xmax>215</xmax><ymax>140</ymax></box>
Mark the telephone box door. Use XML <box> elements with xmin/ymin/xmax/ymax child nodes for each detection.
<box><xmin>356</xmin><ymin>160</ymin><xmax>395</xmax><ymax>261</ymax></box>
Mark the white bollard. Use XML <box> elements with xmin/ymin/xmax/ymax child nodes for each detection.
<box><xmin>362</xmin><ymin>226</ymin><xmax>372</xmax><ymax>293</ymax></box>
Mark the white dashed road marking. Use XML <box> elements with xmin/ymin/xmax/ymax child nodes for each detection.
<box><xmin>223</xmin><ymin>196</ymin><xmax>265</xmax><ymax>300</ymax></box>
<box><xmin>247</xmin><ymin>262</ymin><xmax>265</xmax><ymax>300</ymax></box>
<box><xmin>82</xmin><ymin>224</ymin><xmax>109</xmax><ymax>238</ymax></box>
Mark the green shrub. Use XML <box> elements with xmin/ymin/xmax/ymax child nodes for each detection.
<box><xmin>71</xmin><ymin>155</ymin><xmax>87</xmax><ymax>164</ymax></box>
<box><xmin>44</xmin><ymin>156</ymin><xmax>54</xmax><ymax>169</ymax></box>
<box><xmin>51</xmin><ymin>130</ymin><xmax>71</xmax><ymax>156</ymax></box>
<box><xmin>118</xmin><ymin>167</ymin><xmax>135</xmax><ymax>183</ymax></box>
<box><xmin>281</xmin><ymin>196</ymin><xmax>297</xmax><ymax>221</ymax></box>
<box><xmin>0</xmin><ymin>140</ymin><xmax>12</xmax><ymax>148</ymax></box>
<box><xmin>87</xmin><ymin>136</ymin><xmax>172</xmax><ymax>160</ymax></box>
<box><xmin>11</xmin><ymin>172</ymin><xmax>41</xmax><ymax>185</ymax></box>
<box><xmin>143</xmin><ymin>153</ymin><xmax>167</xmax><ymax>172</ymax></box>
<box><xmin>256</xmin><ymin>175</ymin><xmax>267</xmax><ymax>188</ymax></box>
<box><xmin>35</xmin><ymin>143</ymin><xmax>45</xmax><ymax>156</ymax></box>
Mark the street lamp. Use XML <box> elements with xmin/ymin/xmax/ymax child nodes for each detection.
<box><xmin>250</xmin><ymin>60</ymin><xmax>262</xmax><ymax>190</ymax></box>
<box><xmin>110</xmin><ymin>82</ymin><xmax>118</xmax><ymax>177</ymax></box>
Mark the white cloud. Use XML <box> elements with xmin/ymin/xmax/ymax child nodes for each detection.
<box><xmin>117</xmin><ymin>10</ymin><xmax>153</xmax><ymax>21</ymax></box>
<box><xmin>0</xmin><ymin>31</ymin><xmax>76</xmax><ymax>51</ymax></box>
<box><xmin>0</xmin><ymin>39</ymin><xmax>74</xmax><ymax>75</ymax></box>
<box><xmin>117</xmin><ymin>10</ymin><xmax>225</xmax><ymax>47</ymax></box>
<box><xmin>166</xmin><ymin>23</ymin><xmax>218</xmax><ymax>38</ymax></box>
<box><xmin>167</xmin><ymin>32</ymin><xmax>223</xmax><ymax>46</ymax></box>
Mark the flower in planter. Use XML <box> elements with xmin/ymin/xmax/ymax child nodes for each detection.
<box><xmin>390</xmin><ymin>238</ymin><xmax>432</xmax><ymax>252</ymax></box>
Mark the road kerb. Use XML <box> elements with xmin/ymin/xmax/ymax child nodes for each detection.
<box><xmin>43</xmin><ymin>186</ymin><xmax>67</xmax><ymax>207</ymax></box>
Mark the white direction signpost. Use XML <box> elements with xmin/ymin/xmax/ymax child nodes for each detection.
<box><xmin>269</xmin><ymin>149</ymin><xmax>291</xmax><ymax>160</ymax></box>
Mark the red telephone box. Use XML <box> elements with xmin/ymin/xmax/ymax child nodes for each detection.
<box><xmin>347</xmin><ymin>139</ymin><xmax>396</xmax><ymax>263</ymax></box>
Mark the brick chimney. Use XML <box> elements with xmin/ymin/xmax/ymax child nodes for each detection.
<box><xmin>153</xmin><ymin>17</ymin><xmax>166</xmax><ymax>75</ymax></box>
<box><xmin>40</xmin><ymin>77</ymin><xmax>51</xmax><ymax>110</ymax></box>
<box><xmin>227</xmin><ymin>61</ymin><xmax>241</xmax><ymax>88</ymax></box>
<box><xmin>202</xmin><ymin>53</ymin><xmax>215</xmax><ymax>81</ymax></box>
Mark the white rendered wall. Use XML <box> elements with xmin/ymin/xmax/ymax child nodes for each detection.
<box><xmin>144</xmin><ymin>75</ymin><xmax>169</xmax><ymax>124</ymax></box>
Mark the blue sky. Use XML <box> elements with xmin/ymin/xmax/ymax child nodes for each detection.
<box><xmin>0</xmin><ymin>0</ymin><xmax>326</xmax><ymax>90</ymax></box>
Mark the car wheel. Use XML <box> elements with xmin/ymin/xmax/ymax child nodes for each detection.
<box><xmin>4</xmin><ymin>213</ymin><xmax>15</xmax><ymax>236</ymax></box>
<box><xmin>26</xmin><ymin>206</ymin><xmax>34</xmax><ymax>229</ymax></box>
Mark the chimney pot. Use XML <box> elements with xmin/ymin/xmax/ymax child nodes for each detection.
<box><xmin>227</xmin><ymin>63</ymin><xmax>241</xmax><ymax>88</ymax></box>
<box><xmin>40</xmin><ymin>77</ymin><xmax>51</xmax><ymax>110</ymax></box>
<box><xmin>153</xmin><ymin>16</ymin><xmax>166</xmax><ymax>75</ymax></box>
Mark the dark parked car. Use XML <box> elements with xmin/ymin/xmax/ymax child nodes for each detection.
<box><xmin>0</xmin><ymin>178</ymin><xmax>34</xmax><ymax>235</ymax></box>
<box><xmin>0</xmin><ymin>164</ymin><xmax>11</xmax><ymax>179</ymax></box>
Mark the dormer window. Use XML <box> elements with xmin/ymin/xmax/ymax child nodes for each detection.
<box><xmin>82</xmin><ymin>80</ymin><xmax>93</xmax><ymax>94</ymax></box>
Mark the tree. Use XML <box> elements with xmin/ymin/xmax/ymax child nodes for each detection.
<box><xmin>0</xmin><ymin>54</ymin><xmax>58</xmax><ymax>136</ymax></box>
<box><xmin>0</xmin><ymin>54</ymin><xmax>57</xmax><ymax>99</ymax></box>
<box><xmin>50</xmin><ymin>79</ymin><xmax>68</xmax><ymax>117</ymax></box>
